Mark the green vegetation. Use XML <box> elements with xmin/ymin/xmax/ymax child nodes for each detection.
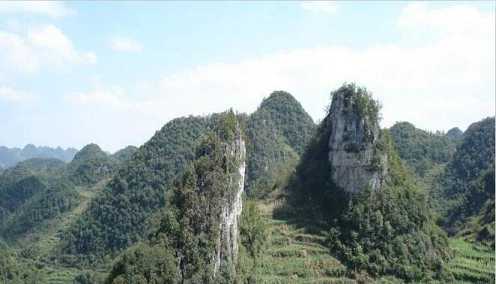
<box><xmin>62</xmin><ymin>116</ymin><xmax>212</xmax><ymax>261</ymax></box>
<box><xmin>237</xmin><ymin>198</ymin><xmax>354</xmax><ymax>283</ymax></box>
<box><xmin>284</xmin><ymin>84</ymin><xmax>452</xmax><ymax>281</ymax></box>
<box><xmin>66</xmin><ymin>143</ymin><xmax>116</xmax><ymax>186</ymax></box>
<box><xmin>0</xmin><ymin>88</ymin><xmax>493</xmax><ymax>283</ymax></box>
<box><xmin>239</xmin><ymin>200</ymin><xmax>267</xmax><ymax>276</ymax></box>
<box><xmin>111</xmin><ymin>146</ymin><xmax>138</xmax><ymax>164</ymax></box>
<box><xmin>447</xmin><ymin>238</ymin><xmax>495</xmax><ymax>283</ymax></box>
<box><xmin>436</xmin><ymin>117</ymin><xmax>495</xmax><ymax>245</ymax></box>
<box><xmin>106</xmin><ymin>112</ymin><xmax>244</xmax><ymax>283</ymax></box>
<box><xmin>0</xmin><ymin>145</ymin><xmax>77</xmax><ymax>169</ymax></box>
<box><xmin>245</xmin><ymin>91</ymin><xmax>315</xmax><ymax>197</ymax></box>
<box><xmin>389</xmin><ymin>121</ymin><xmax>458</xmax><ymax>178</ymax></box>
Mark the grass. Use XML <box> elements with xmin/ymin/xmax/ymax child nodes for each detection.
<box><xmin>238</xmin><ymin>199</ymin><xmax>355</xmax><ymax>283</ymax></box>
<box><xmin>447</xmin><ymin>238</ymin><xmax>495</xmax><ymax>283</ymax></box>
<box><xmin>13</xmin><ymin>180</ymin><xmax>110</xmax><ymax>283</ymax></box>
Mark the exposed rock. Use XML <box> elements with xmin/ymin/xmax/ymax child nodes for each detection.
<box><xmin>327</xmin><ymin>85</ymin><xmax>387</xmax><ymax>193</ymax></box>
<box><xmin>214</xmin><ymin>121</ymin><xmax>246</xmax><ymax>277</ymax></box>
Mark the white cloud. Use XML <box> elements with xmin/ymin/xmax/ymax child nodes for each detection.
<box><xmin>0</xmin><ymin>86</ymin><xmax>35</xmax><ymax>103</ymax></box>
<box><xmin>67</xmin><ymin>3</ymin><xmax>494</xmax><ymax>150</ymax></box>
<box><xmin>301</xmin><ymin>1</ymin><xmax>338</xmax><ymax>14</ymax></box>
<box><xmin>0</xmin><ymin>1</ymin><xmax>73</xmax><ymax>18</ymax></box>
<box><xmin>0</xmin><ymin>25</ymin><xmax>96</xmax><ymax>75</ymax></box>
<box><xmin>109</xmin><ymin>36</ymin><xmax>143</xmax><ymax>53</ymax></box>
<box><xmin>67</xmin><ymin>86</ymin><xmax>129</xmax><ymax>109</ymax></box>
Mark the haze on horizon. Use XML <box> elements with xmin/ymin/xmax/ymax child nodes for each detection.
<box><xmin>0</xmin><ymin>1</ymin><xmax>494</xmax><ymax>152</ymax></box>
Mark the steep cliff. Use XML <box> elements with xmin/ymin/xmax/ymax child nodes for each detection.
<box><xmin>327</xmin><ymin>85</ymin><xmax>387</xmax><ymax>193</ymax></box>
<box><xmin>286</xmin><ymin>84</ymin><xmax>451</xmax><ymax>281</ymax></box>
<box><xmin>105</xmin><ymin>111</ymin><xmax>246</xmax><ymax>283</ymax></box>
<box><xmin>214</xmin><ymin>118</ymin><xmax>246</xmax><ymax>277</ymax></box>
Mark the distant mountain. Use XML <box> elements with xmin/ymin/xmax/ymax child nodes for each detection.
<box><xmin>66</xmin><ymin>144</ymin><xmax>116</xmax><ymax>186</ymax></box>
<box><xmin>0</xmin><ymin>145</ymin><xmax>77</xmax><ymax>168</ymax></box>
<box><xmin>244</xmin><ymin>91</ymin><xmax>315</xmax><ymax>197</ymax></box>
<box><xmin>446</xmin><ymin>127</ymin><xmax>464</xmax><ymax>141</ymax></box>
<box><xmin>436</xmin><ymin>117</ymin><xmax>495</xmax><ymax>245</ymax></box>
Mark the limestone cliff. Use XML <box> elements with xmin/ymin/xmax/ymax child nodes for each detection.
<box><xmin>214</xmin><ymin>122</ymin><xmax>246</xmax><ymax>276</ymax></box>
<box><xmin>327</xmin><ymin>85</ymin><xmax>387</xmax><ymax>193</ymax></box>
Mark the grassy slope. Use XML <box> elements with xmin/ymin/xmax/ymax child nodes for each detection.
<box><xmin>15</xmin><ymin>180</ymin><xmax>110</xmax><ymax>283</ymax></box>
<box><xmin>244</xmin><ymin>198</ymin><xmax>355</xmax><ymax>284</ymax></box>
<box><xmin>447</xmin><ymin>238</ymin><xmax>495</xmax><ymax>284</ymax></box>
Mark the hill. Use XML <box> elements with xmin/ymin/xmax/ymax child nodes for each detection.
<box><xmin>66</xmin><ymin>144</ymin><xmax>116</xmax><ymax>186</ymax></box>
<box><xmin>111</xmin><ymin>146</ymin><xmax>138</xmax><ymax>163</ymax></box>
<box><xmin>436</xmin><ymin>117</ymin><xmax>495</xmax><ymax>246</ymax></box>
<box><xmin>283</xmin><ymin>84</ymin><xmax>451</xmax><ymax>281</ymax></box>
<box><xmin>245</xmin><ymin>91</ymin><xmax>315</xmax><ymax>197</ymax></box>
<box><xmin>0</xmin><ymin>145</ymin><xmax>77</xmax><ymax>168</ymax></box>
<box><xmin>62</xmin><ymin>116</ymin><xmax>213</xmax><ymax>261</ymax></box>
<box><xmin>389</xmin><ymin>121</ymin><xmax>458</xmax><ymax>178</ymax></box>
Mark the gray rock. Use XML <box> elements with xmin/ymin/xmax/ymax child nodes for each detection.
<box><xmin>213</xmin><ymin>122</ymin><xmax>246</xmax><ymax>277</ymax></box>
<box><xmin>328</xmin><ymin>87</ymin><xmax>387</xmax><ymax>193</ymax></box>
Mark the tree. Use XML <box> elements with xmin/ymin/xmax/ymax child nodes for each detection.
<box><xmin>239</xmin><ymin>201</ymin><xmax>267</xmax><ymax>272</ymax></box>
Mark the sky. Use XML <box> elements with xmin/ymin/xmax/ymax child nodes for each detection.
<box><xmin>0</xmin><ymin>1</ymin><xmax>494</xmax><ymax>152</ymax></box>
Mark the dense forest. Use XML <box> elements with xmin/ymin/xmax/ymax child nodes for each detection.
<box><xmin>0</xmin><ymin>85</ymin><xmax>494</xmax><ymax>283</ymax></box>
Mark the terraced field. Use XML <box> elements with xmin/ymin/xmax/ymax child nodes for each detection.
<box><xmin>448</xmin><ymin>238</ymin><xmax>495</xmax><ymax>283</ymax></box>
<box><xmin>239</xmin><ymin>199</ymin><xmax>354</xmax><ymax>284</ymax></box>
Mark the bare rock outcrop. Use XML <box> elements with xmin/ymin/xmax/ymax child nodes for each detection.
<box><xmin>328</xmin><ymin>85</ymin><xmax>387</xmax><ymax>193</ymax></box>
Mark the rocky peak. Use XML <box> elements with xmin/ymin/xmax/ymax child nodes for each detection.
<box><xmin>327</xmin><ymin>84</ymin><xmax>387</xmax><ymax>193</ymax></box>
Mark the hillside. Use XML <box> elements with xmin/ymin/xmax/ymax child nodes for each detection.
<box><xmin>66</xmin><ymin>144</ymin><xmax>116</xmax><ymax>186</ymax></box>
<box><xmin>0</xmin><ymin>145</ymin><xmax>77</xmax><ymax>169</ymax></box>
<box><xmin>62</xmin><ymin>116</ymin><xmax>213</xmax><ymax>261</ymax></box>
<box><xmin>0</xmin><ymin>158</ymin><xmax>67</xmax><ymax>235</ymax></box>
<box><xmin>389</xmin><ymin>121</ymin><xmax>458</xmax><ymax>178</ymax></box>
<box><xmin>106</xmin><ymin>111</ymin><xmax>247</xmax><ymax>283</ymax></box>
<box><xmin>111</xmin><ymin>146</ymin><xmax>138</xmax><ymax>163</ymax></box>
<box><xmin>283</xmin><ymin>84</ymin><xmax>451</xmax><ymax>281</ymax></box>
<box><xmin>0</xmin><ymin>87</ymin><xmax>493</xmax><ymax>284</ymax></box>
<box><xmin>436</xmin><ymin>117</ymin><xmax>495</xmax><ymax>246</ymax></box>
<box><xmin>245</xmin><ymin>91</ymin><xmax>315</xmax><ymax>197</ymax></box>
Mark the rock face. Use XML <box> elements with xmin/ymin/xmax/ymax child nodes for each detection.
<box><xmin>328</xmin><ymin>85</ymin><xmax>387</xmax><ymax>193</ymax></box>
<box><xmin>213</xmin><ymin>122</ymin><xmax>246</xmax><ymax>277</ymax></box>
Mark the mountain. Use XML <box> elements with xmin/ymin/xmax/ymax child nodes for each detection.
<box><xmin>106</xmin><ymin>111</ymin><xmax>247</xmax><ymax>283</ymax></box>
<box><xmin>0</xmin><ymin>145</ymin><xmax>77</xmax><ymax>168</ymax></box>
<box><xmin>284</xmin><ymin>84</ymin><xmax>451</xmax><ymax>281</ymax></box>
<box><xmin>244</xmin><ymin>91</ymin><xmax>315</xmax><ymax>197</ymax></box>
<box><xmin>0</xmin><ymin>158</ymin><xmax>77</xmax><ymax>241</ymax></box>
<box><xmin>446</xmin><ymin>127</ymin><xmax>464</xmax><ymax>141</ymax></box>
<box><xmin>436</xmin><ymin>117</ymin><xmax>495</xmax><ymax>245</ymax></box>
<box><xmin>62</xmin><ymin>116</ymin><xmax>213</xmax><ymax>260</ymax></box>
<box><xmin>63</xmin><ymin>92</ymin><xmax>315</xmax><ymax>261</ymax></box>
<box><xmin>111</xmin><ymin>146</ymin><xmax>138</xmax><ymax>163</ymax></box>
<box><xmin>389</xmin><ymin>122</ymin><xmax>458</xmax><ymax>178</ymax></box>
<box><xmin>66</xmin><ymin>143</ymin><xmax>116</xmax><ymax>186</ymax></box>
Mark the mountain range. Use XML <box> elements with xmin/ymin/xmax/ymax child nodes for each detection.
<box><xmin>0</xmin><ymin>85</ymin><xmax>493</xmax><ymax>283</ymax></box>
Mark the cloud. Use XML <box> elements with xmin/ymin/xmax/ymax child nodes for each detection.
<box><xmin>66</xmin><ymin>3</ymin><xmax>493</xmax><ymax>150</ymax></box>
<box><xmin>67</xmin><ymin>86</ymin><xmax>129</xmax><ymax>109</ymax></box>
<box><xmin>301</xmin><ymin>1</ymin><xmax>338</xmax><ymax>14</ymax></box>
<box><xmin>0</xmin><ymin>86</ymin><xmax>35</xmax><ymax>103</ymax></box>
<box><xmin>0</xmin><ymin>25</ymin><xmax>96</xmax><ymax>75</ymax></box>
<box><xmin>0</xmin><ymin>1</ymin><xmax>73</xmax><ymax>18</ymax></box>
<box><xmin>109</xmin><ymin>36</ymin><xmax>143</xmax><ymax>53</ymax></box>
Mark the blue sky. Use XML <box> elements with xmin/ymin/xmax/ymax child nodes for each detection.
<box><xmin>0</xmin><ymin>1</ymin><xmax>494</xmax><ymax>152</ymax></box>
